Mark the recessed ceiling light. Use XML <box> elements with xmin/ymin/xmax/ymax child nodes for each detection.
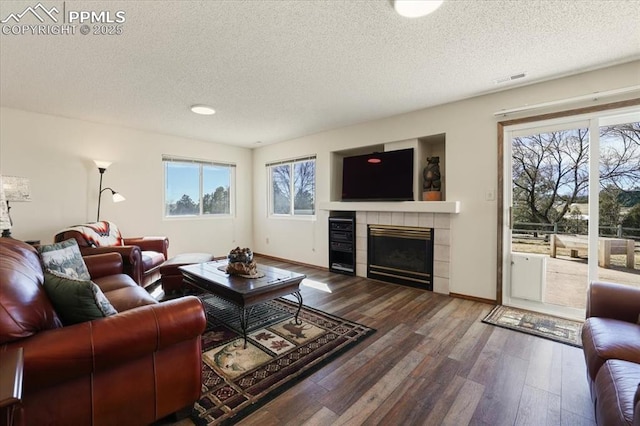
<box><xmin>190</xmin><ymin>104</ymin><xmax>216</xmax><ymax>115</ymax></box>
<box><xmin>394</xmin><ymin>0</ymin><xmax>443</xmax><ymax>18</ymax></box>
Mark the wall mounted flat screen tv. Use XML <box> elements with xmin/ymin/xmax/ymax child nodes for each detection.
<box><xmin>342</xmin><ymin>148</ymin><xmax>414</xmax><ymax>201</ymax></box>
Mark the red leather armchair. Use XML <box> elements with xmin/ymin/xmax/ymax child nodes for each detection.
<box><xmin>581</xmin><ymin>281</ymin><xmax>640</xmax><ymax>426</ymax></box>
<box><xmin>0</xmin><ymin>239</ymin><xmax>206</xmax><ymax>426</ymax></box>
<box><xmin>54</xmin><ymin>221</ymin><xmax>168</xmax><ymax>287</ymax></box>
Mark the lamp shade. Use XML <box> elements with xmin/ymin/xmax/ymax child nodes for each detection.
<box><xmin>94</xmin><ymin>160</ymin><xmax>112</xmax><ymax>170</ymax></box>
<box><xmin>112</xmin><ymin>192</ymin><xmax>126</xmax><ymax>203</ymax></box>
<box><xmin>2</xmin><ymin>176</ymin><xmax>31</xmax><ymax>202</ymax></box>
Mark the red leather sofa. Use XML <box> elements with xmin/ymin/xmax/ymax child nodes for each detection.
<box><xmin>0</xmin><ymin>239</ymin><xmax>206</xmax><ymax>426</ymax></box>
<box><xmin>54</xmin><ymin>221</ymin><xmax>169</xmax><ymax>288</ymax></box>
<box><xmin>581</xmin><ymin>281</ymin><xmax>640</xmax><ymax>426</ymax></box>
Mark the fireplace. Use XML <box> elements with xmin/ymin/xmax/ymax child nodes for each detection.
<box><xmin>367</xmin><ymin>225</ymin><xmax>434</xmax><ymax>290</ymax></box>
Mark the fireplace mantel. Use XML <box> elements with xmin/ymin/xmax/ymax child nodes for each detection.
<box><xmin>318</xmin><ymin>201</ymin><xmax>460</xmax><ymax>214</ymax></box>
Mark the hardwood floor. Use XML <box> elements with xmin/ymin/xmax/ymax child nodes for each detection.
<box><xmin>169</xmin><ymin>256</ymin><xmax>595</xmax><ymax>426</ymax></box>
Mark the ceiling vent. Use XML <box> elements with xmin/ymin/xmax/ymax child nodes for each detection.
<box><xmin>494</xmin><ymin>72</ymin><xmax>527</xmax><ymax>84</ymax></box>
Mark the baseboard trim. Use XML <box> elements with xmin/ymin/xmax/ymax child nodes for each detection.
<box><xmin>253</xmin><ymin>256</ymin><xmax>499</xmax><ymax>304</ymax></box>
<box><xmin>253</xmin><ymin>253</ymin><xmax>329</xmax><ymax>271</ymax></box>
<box><xmin>450</xmin><ymin>292</ymin><xmax>496</xmax><ymax>305</ymax></box>
<box><xmin>251</xmin><ymin>257</ymin><xmax>498</xmax><ymax>304</ymax></box>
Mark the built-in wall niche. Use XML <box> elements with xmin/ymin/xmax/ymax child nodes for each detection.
<box><xmin>419</xmin><ymin>133</ymin><xmax>446</xmax><ymax>201</ymax></box>
<box><xmin>330</xmin><ymin>144</ymin><xmax>385</xmax><ymax>202</ymax></box>
<box><xmin>329</xmin><ymin>134</ymin><xmax>446</xmax><ymax>202</ymax></box>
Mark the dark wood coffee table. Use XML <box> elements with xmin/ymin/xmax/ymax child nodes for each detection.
<box><xmin>179</xmin><ymin>260</ymin><xmax>306</xmax><ymax>348</ymax></box>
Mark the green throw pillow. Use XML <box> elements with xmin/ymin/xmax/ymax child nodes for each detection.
<box><xmin>38</xmin><ymin>238</ymin><xmax>91</xmax><ymax>280</ymax></box>
<box><xmin>43</xmin><ymin>271</ymin><xmax>117</xmax><ymax>325</ymax></box>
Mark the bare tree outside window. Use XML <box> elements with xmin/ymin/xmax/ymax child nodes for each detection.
<box><xmin>270</xmin><ymin>158</ymin><xmax>316</xmax><ymax>216</ymax></box>
<box><xmin>294</xmin><ymin>160</ymin><xmax>315</xmax><ymax>215</ymax></box>
<box><xmin>512</xmin><ymin>128</ymin><xmax>590</xmax><ymax>225</ymax></box>
<box><xmin>599</xmin><ymin>123</ymin><xmax>640</xmax><ymax>189</ymax></box>
<box><xmin>512</xmin><ymin>122</ymin><xmax>640</xmax><ymax>237</ymax></box>
<box><xmin>272</xmin><ymin>165</ymin><xmax>291</xmax><ymax>214</ymax></box>
<box><xmin>599</xmin><ymin>122</ymin><xmax>640</xmax><ymax>237</ymax></box>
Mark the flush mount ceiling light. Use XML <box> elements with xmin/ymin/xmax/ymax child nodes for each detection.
<box><xmin>393</xmin><ymin>0</ymin><xmax>443</xmax><ymax>18</ymax></box>
<box><xmin>190</xmin><ymin>104</ymin><xmax>216</xmax><ymax>115</ymax></box>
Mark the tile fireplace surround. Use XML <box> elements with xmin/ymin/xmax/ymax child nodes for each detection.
<box><xmin>355</xmin><ymin>211</ymin><xmax>451</xmax><ymax>294</ymax></box>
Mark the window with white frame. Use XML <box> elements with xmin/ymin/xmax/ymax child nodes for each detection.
<box><xmin>163</xmin><ymin>156</ymin><xmax>235</xmax><ymax>217</ymax></box>
<box><xmin>267</xmin><ymin>155</ymin><xmax>316</xmax><ymax>216</ymax></box>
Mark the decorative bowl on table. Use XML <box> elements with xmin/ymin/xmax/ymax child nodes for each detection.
<box><xmin>228</xmin><ymin>247</ymin><xmax>253</xmax><ymax>264</ymax></box>
<box><xmin>226</xmin><ymin>247</ymin><xmax>257</xmax><ymax>276</ymax></box>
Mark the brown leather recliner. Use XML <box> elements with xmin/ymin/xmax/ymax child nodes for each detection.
<box><xmin>54</xmin><ymin>221</ymin><xmax>168</xmax><ymax>287</ymax></box>
<box><xmin>0</xmin><ymin>239</ymin><xmax>206</xmax><ymax>426</ymax></box>
<box><xmin>581</xmin><ymin>281</ymin><xmax>640</xmax><ymax>426</ymax></box>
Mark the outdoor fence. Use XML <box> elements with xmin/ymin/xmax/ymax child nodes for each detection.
<box><xmin>513</xmin><ymin>222</ymin><xmax>640</xmax><ymax>241</ymax></box>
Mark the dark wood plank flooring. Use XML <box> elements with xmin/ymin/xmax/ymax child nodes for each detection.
<box><xmin>168</xmin><ymin>256</ymin><xmax>595</xmax><ymax>426</ymax></box>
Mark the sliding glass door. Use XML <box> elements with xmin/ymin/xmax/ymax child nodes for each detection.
<box><xmin>597</xmin><ymin>114</ymin><xmax>640</xmax><ymax>287</ymax></box>
<box><xmin>502</xmin><ymin>108</ymin><xmax>639</xmax><ymax>320</ymax></box>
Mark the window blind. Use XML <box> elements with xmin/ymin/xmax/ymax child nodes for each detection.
<box><xmin>265</xmin><ymin>155</ymin><xmax>316</xmax><ymax>168</ymax></box>
<box><xmin>162</xmin><ymin>155</ymin><xmax>236</xmax><ymax>168</ymax></box>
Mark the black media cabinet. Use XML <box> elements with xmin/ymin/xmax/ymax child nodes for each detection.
<box><xmin>329</xmin><ymin>215</ymin><xmax>355</xmax><ymax>275</ymax></box>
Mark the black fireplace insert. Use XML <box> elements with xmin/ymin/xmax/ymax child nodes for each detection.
<box><xmin>367</xmin><ymin>225</ymin><xmax>434</xmax><ymax>290</ymax></box>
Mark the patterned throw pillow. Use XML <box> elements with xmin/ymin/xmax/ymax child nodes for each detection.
<box><xmin>38</xmin><ymin>238</ymin><xmax>91</xmax><ymax>280</ymax></box>
<box><xmin>43</xmin><ymin>271</ymin><xmax>117</xmax><ymax>325</ymax></box>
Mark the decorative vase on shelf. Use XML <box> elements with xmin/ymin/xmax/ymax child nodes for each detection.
<box><xmin>422</xmin><ymin>156</ymin><xmax>442</xmax><ymax>201</ymax></box>
<box><xmin>423</xmin><ymin>191</ymin><xmax>442</xmax><ymax>201</ymax></box>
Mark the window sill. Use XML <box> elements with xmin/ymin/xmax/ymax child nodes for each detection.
<box><xmin>268</xmin><ymin>214</ymin><xmax>317</xmax><ymax>221</ymax></box>
<box><xmin>163</xmin><ymin>214</ymin><xmax>235</xmax><ymax>221</ymax></box>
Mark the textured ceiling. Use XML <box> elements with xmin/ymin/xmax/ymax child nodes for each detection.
<box><xmin>1</xmin><ymin>0</ymin><xmax>639</xmax><ymax>148</ymax></box>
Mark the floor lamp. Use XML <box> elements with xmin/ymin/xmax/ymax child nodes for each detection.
<box><xmin>0</xmin><ymin>177</ymin><xmax>12</xmax><ymax>237</ymax></box>
<box><xmin>1</xmin><ymin>175</ymin><xmax>32</xmax><ymax>238</ymax></box>
<box><xmin>95</xmin><ymin>160</ymin><xmax>126</xmax><ymax>221</ymax></box>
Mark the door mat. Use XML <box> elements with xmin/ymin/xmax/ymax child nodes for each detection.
<box><xmin>482</xmin><ymin>305</ymin><xmax>583</xmax><ymax>348</ymax></box>
<box><xmin>191</xmin><ymin>294</ymin><xmax>375</xmax><ymax>425</ymax></box>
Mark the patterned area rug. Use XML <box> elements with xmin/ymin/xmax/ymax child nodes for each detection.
<box><xmin>191</xmin><ymin>294</ymin><xmax>375</xmax><ymax>425</ymax></box>
<box><xmin>482</xmin><ymin>305</ymin><xmax>583</xmax><ymax>348</ymax></box>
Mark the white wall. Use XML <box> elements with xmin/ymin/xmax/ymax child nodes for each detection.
<box><xmin>0</xmin><ymin>108</ymin><xmax>253</xmax><ymax>256</ymax></box>
<box><xmin>2</xmin><ymin>61</ymin><xmax>638</xmax><ymax>301</ymax></box>
<box><xmin>252</xmin><ymin>61</ymin><xmax>640</xmax><ymax>300</ymax></box>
